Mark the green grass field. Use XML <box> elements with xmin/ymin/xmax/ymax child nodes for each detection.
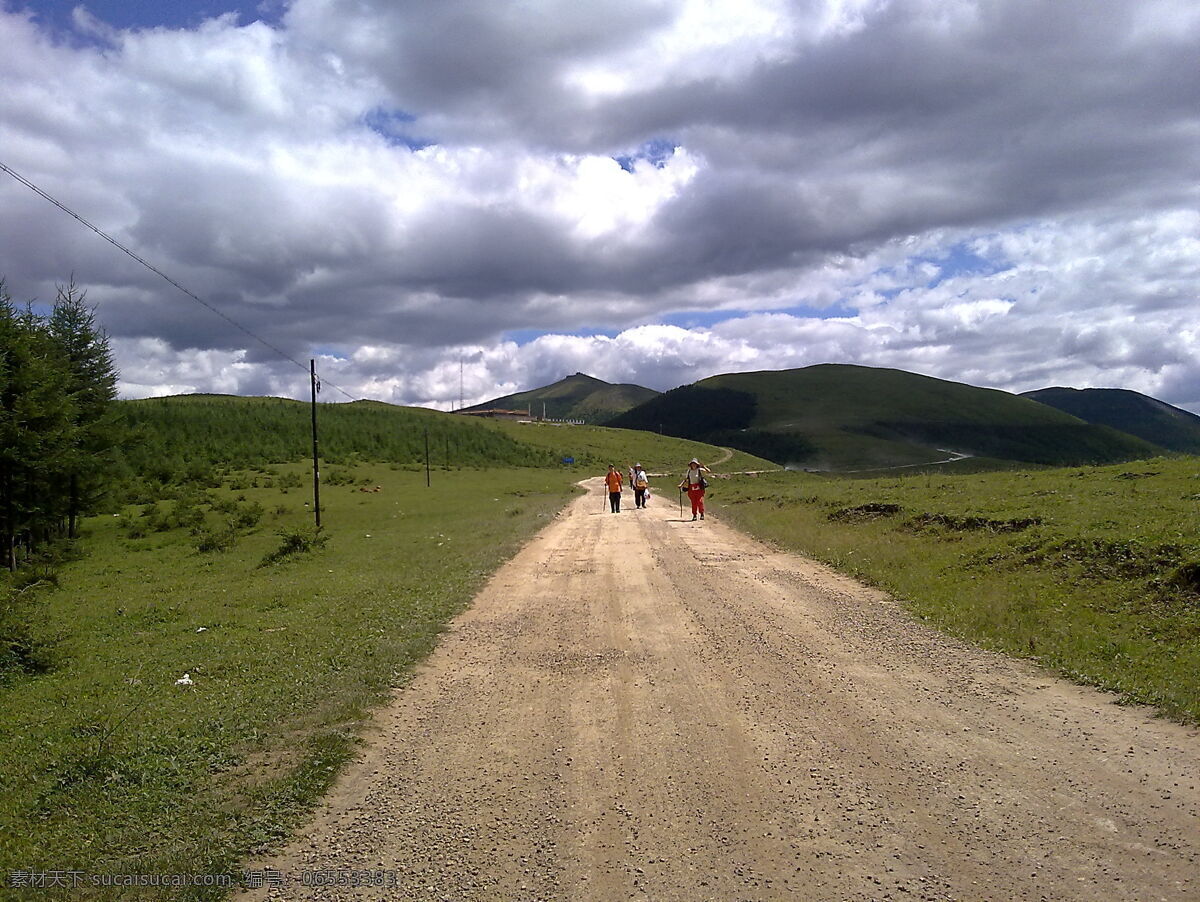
<box><xmin>0</xmin><ymin>464</ymin><xmax>578</xmax><ymax>898</ymax></box>
<box><xmin>715</xmin><ymin>456</ymin><xmax>1200</xmax><ymax>723</ymax></box>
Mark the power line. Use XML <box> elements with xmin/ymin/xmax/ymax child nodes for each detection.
<box><xmin>0</xmin><ymin>159</ymin><xmax>359</xmax><ymax>402</ymax></box>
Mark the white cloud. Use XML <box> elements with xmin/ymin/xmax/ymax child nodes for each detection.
<box><xmin>2</xmin><ymin>0</ymin><xmax>1199</xmax><ymax>416</ymax></box>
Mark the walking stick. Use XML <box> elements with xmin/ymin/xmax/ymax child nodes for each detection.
<box><xmin>679</xmin><ymin>486</ymin><xmax>684</xmax><ymax>519</ymax></box>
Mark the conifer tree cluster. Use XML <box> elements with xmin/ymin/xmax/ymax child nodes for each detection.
<box><xmin>0</xmin><ymin>278</ymin><xmax>119</xmax><ymax>570</ymax></box>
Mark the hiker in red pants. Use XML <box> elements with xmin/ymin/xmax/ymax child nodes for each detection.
<box><xmin>679</xmin><ymin>458</ymin><xmax>709</xmax><ymax>521</ymax></box>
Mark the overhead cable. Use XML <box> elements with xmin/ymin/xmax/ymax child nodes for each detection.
<box><xmin>0</xmin><ymin>159</ymin><xmax>360</xmax><ymax>402</ymax></box>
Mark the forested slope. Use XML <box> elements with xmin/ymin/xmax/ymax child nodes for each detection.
<box><xmin>118</xmin><ymin>395</ymin><xmax>560</xmax><ymax>481</ymax></box>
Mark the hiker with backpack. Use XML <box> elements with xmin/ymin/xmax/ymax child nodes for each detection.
<box><xmin>679</xmin><ymin>459</ymin><xmax>710</xmax><ymax>521</ymax></box>
<box><xmin>631</xmin><ymin>463</ymin><xmax>650</xmax><ymax>509</ymax></box>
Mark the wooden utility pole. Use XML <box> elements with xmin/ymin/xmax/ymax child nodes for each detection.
<box><xmin>310</xmin><ymin>359</ymin><xmax>322</xmax><ymax>530</ymax></box>
<box><xmin>425</xmin><ymin>428</ymin><xmax>431</xmax><ymax>487</ymax></box>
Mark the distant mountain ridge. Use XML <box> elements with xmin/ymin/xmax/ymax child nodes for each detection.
<box><xmin>606</xmin><ymin>364</ymin><xmax>1161</xmax><ymax>470</ymax></box>
<box><xmin>462</xmin><ymin>372</ymin><xmax>659</xmax><ymax>424</ymax></box>
<box><xmin>1021</xmin><ymin>387</ymin><xmax>1200</xmax><ymax>454</ymax></box>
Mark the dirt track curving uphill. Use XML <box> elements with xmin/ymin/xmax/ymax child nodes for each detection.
<box><xmin>239</xmin><ymin>477</ymin><xmax>1199</xmax><ymax>901</ymax></box>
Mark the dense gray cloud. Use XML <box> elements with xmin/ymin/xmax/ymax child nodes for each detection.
<box><xmin>1</xmin><ymin>0</ymin><xmax>1197</xmax><ymax>413</ymax></box>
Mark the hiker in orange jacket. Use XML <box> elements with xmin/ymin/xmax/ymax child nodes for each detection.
<box><xmin>604</xmin><ymin>464</ymin><xmax>623</xmax><ymax>513</ymax></box>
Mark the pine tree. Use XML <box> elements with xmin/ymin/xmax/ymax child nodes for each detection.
<box><xmin>0</xmin><ymin>284</ymin><xmax>76</xmax><ymax>569</ymax></box>
<box><xmin>48</xmin><ymin>279</ymin><xmax>120</xmax><ymax>538</ymax></box>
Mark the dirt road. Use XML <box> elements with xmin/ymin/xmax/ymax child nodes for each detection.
<box><xmin>241</xmin><ymin>478</ymin><xmax>1199</xmax><ymax>901</ymax></box>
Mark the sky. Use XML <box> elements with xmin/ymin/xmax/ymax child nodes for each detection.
<box><xmin>1</xmin><ymin>0</ymin><xmax>1198</xmax><ymax>412</ymax></box>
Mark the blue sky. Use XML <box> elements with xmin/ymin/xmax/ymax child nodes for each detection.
<box><xmin>362</xmin><ymin>107</ymin><xmax>433</xmax><ymax>152</ymax></box>
<box><xmin>2</xmin><ymin>0</ymin><xmax>1197</xmax><ymax>410</ymax></box>
<box><xmin>20</xmin><ymin>0</ymin><xmax>279</xmax><ymax>32</ymax></box>
<box><xmin>614</xmin><ymin>139</ymin><xmax>678</xmax><ymax>174</ymax></box>
<box><xmin>916</xmin><ymin>243</ymin><xmax>1011</xmax><ymax>291</ymax></box>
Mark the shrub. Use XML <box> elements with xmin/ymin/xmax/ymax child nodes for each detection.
<box><xmin>0</xmin><ymin>585</ymin><xmax>54</xmax><ymax>678</ymax></box>
<box><xmin>12</xmin><ymin>564</ymin><xmax>59</xmax><ymax>592</ymax></box>
<box><xmin>1167</xmin><ymin>561</ymin><xmax>1200</xmax><ymax>595</ymax></box>
<box><xmin>195</xmin><ymin>525</ymin><xmax>237</xmax><ymax>553</ymax></box>
<box><xmin>828</xmin><ymin>502</ymin><xmax>903</xmax><ymax>522</ymax></box>
<box><xmin>123</xmin><ymin>520</ymin><xmax>148</xmax><ymax>539</ymax></box>
<box><xmin>258</xmin><ymin>528</ymin><xmax>328</xmax><ymax>567</ymax></box>
<box><xmin>174</xmin><ymin>505</ymin><xmax>206</xmax><ymax>532</ymax></box>
<box><xmin>231</xmin><ymin>501</ymin><xmax>264</xmax><ymax>530</ymax></box>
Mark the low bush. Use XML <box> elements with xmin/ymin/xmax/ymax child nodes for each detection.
<box><xmin>0</xmin><ymin>585</ymin><xmax>54</xmax><ymax>679</ymax></box>
<box><xmin>195</xmin><ymin>524</ymin><xmax>237</xmax><ymax>553</ymax></box>
<box><xmin>231</xmin><ymin>501</ymin><xmax>264</xmax><ymax>530</ymax></box>
<box><xmin>259</xmin><ymin>528</ymin><xmax>329</xmax><ymax>567</ymax></box>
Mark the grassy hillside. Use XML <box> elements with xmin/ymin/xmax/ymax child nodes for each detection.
<box><xmin>1023</xmin><ymin>387</ymin><xmax>1200</xmax><ymax>454</ymax></box>
<box><xmin>462</xmin><ymin>372</ymin><xmax>658</xmax><ymax>423</ymax></box>
<box><xmin>116</xmin><ymin>395</ymin><xmax>561</xmax><ymax>489</ymax></box>
<box><xmin>478</xmin><ymin>419</ymin><xmax>775</xmax><ymax>476</ymax></box>
<box><xmin>716</xmin><ymin>457</ymin><xmax>1200</xmax><ymax>723</ymax></box>
<box><xmin>115</xmin><ymin>394</ymin><xmax>767</xmax><ymax>492</ymax></box>
<box><xmin>607</xmin><ymin>364</ymin><xmax>1160</xmax><ymax>470</ymax></box>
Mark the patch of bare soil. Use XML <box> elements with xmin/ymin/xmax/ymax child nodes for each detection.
<box><xmin>238</xmin><ymin>478</ymin><xmax>1199</xmax><ymax>901</ymax></box>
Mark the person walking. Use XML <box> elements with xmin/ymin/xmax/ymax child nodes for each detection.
<box><xmin>604</xmin><ymin>464</ymin><xmax>623</xmax><ymax>513</ymax></box>
<box><xmin>632</xmin><ymin>463</ymin><xmax>650</xmax><ymax>509</ymax></box>
<box><xmin>679</xmin><ymin>458</ymin><xmax>709</xmax><ymax>521</ymax></box>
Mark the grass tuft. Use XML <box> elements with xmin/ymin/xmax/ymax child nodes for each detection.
<box><xmin>827</xmin><ymin>502</ymin><xmax>902</xmax><ymax>522</ymax></box>
<box><xmin>258</xmin><ymin>528</ymin><xmax>328</xmax><ymax>567</ymax></box>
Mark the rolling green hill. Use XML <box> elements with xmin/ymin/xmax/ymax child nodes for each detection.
<box><xmin>606</xmin><ymin>364</ymin><xmax>1161</xmax><ymax>470</ymax></box>
<box><xmin>1021</xmin><ymin>387</ymin><xmax>1200</xmax><ymax>454</ymax></box>
<box><xmin>118</xmin><ymin>394</ymin><xmax>560</xmax><ymax>478</ymax></box>
<box><xmin>462</xmin><ymin>372</ymin><xmax>658</xmax><ymax>423</ymax></box>
<box><xmin>115</xmin><ymin>393</ymin><xmax>758</xmax><ymax>490</ymax></box>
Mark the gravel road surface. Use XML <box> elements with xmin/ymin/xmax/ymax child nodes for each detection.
<box><xmin>239</xmin><ymin>477</ymin><xmax>1199</xmax><ymax>901</ymax></box>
